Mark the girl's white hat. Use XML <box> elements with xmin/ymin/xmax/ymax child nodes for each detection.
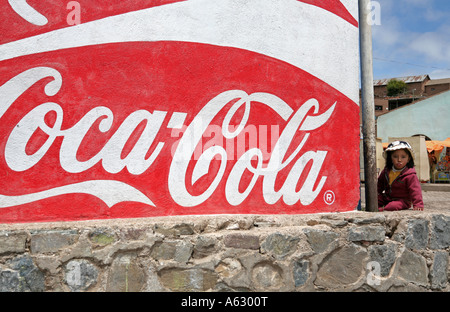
<box><xmin>383</xmin><ymin>140</ymin><xmax>415</xmax><ymax>161</ymax></box>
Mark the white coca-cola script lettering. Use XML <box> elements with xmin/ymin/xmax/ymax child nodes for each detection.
<box><xmin>0</xmin><ymin>67</ymin><xmax>335</xmax><ymax>208</ymax></box>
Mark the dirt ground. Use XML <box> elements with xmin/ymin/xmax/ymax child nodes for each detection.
<box><xmin>360</xmin><ymin>183</ymin><xmax>450</xmax><ymax>214</ymax></box>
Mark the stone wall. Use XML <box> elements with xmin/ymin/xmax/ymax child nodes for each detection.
<box><xmin>0</xmin><ymin>210</ymin><xmax>449</xmax><ymax>292</ymax></box>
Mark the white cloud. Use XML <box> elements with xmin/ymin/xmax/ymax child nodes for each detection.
<box><xmin>409</xmin><ymin>31</ymin><xmax>450</xmax><ymax>62</ymax></box>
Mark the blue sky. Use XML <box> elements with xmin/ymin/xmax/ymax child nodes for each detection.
<box><xmin>371</xmin><ymin>0</ymin><xmax>450</xmax><ymax>80</ymax></box>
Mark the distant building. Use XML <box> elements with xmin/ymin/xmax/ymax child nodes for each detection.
<box><xmin>376</xmin><ymin>90</ymin><xmax>450</xmax><ymax>142</ymax></box>
<box><xmin>425</xmin><ymin>77</ymin><xmax>450</xmax><ymax>96</ymax></box>
<box><xmin>373</xmin><ymin>75</ymin><xmax>431</xmax><ymax>116</ymax></box>
<box><xmin>360</xmin><ymin>75</ymin><xmax>450</xmax><ymax>118</ymax></box>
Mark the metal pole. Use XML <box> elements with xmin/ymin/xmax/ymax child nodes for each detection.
<box><xmin>359</xmin><ymin>0</ymin><xmax>378</xmax><ymax>212</ymax></box>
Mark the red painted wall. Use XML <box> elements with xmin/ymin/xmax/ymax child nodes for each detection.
<box><xmin>0</xmin><ymin>0</ymin><xmax>360</xmax><ymax>223</ymax></box>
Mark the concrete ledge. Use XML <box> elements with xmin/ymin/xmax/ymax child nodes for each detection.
<box><xmin>422</xmin><ymin>183</ymin><xmax>450</xmax><ymax>192</ymax></box>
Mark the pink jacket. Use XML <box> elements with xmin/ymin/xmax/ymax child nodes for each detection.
<box><xmin>377</xmin><ymin>167</ymin><xmax>424</xmax><ymax>209</ymax></box>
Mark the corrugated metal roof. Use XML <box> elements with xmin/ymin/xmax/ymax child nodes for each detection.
<box><xmin>374</xmin><ymin>75</ymin><xmax>430</xmax><ymax>86</ymax></box>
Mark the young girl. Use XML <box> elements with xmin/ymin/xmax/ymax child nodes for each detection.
<box><xmin>377</xmin><ymin>140</ymin><xmax>424</xmax><ymax>211</ymax></box>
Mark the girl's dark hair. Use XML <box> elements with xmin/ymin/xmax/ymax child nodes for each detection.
<box><xmin>385</xmin><ymin>148</ymin><xmax>415</xmax><ymax>169</ymax></box>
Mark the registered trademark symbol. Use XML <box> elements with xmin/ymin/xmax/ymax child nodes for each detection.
<box><xmin>323</xmin><ymin>190</ymin><xmax>335</xmax><ymax>205</ymax></box>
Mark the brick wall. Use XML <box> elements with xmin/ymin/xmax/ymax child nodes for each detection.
<box><xmin>425</xmin><ymin>83</ymin><xmax>450</xmax><ymax>97</ymax></box>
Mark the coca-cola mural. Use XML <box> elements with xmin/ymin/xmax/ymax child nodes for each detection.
<box><xmin>0</xmin><ymin>0</ymin><xmax>360</xmax><ymax>223</ymax></box>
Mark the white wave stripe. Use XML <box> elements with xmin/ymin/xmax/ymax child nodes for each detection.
<box><xmin>0</xmin><ymin>180</ymin><xmax>155</xmax><ymax>208</ymax></box>
<box><xmin>0</xmin><ymin>0</ymin><xmax>359</xmax><ymax>104</ymax></box>
<box><xmin>7</xmin><ymin>0</ymin><xmax>48</xmax><ymax>26</ymax></box>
